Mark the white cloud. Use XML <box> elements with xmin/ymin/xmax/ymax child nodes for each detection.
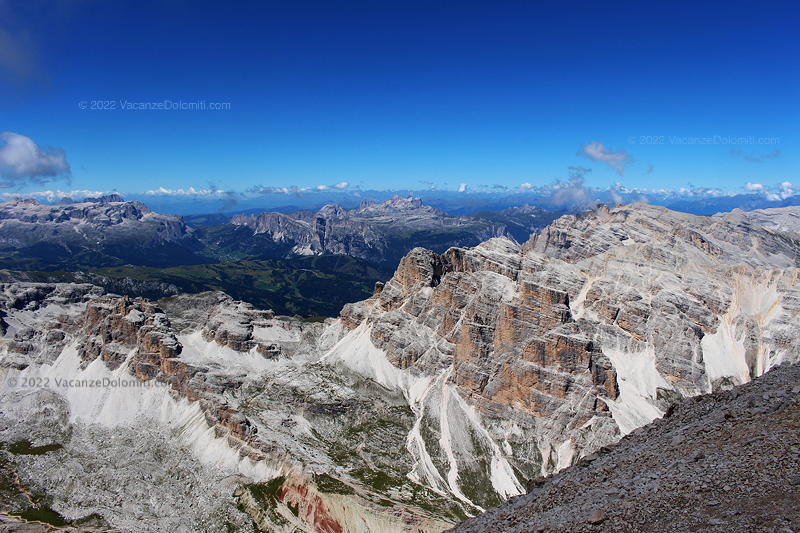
<box><xmin>457</xmin><ymin>183</ymin><xmax>468</xmax><ymax>193</ymax></box>
<box><xmin>748</xmin><ymin>181</ymin><xmax>795</xmax><ymax>201</ymax></box>
<box><xmin>775</xmin><ymin>181</ymin><xmax>795</xmax><ymax>200</ymax></box>
<box><xmin>248</xmin><ymin>185</ymin><xmax>311</xmax><ymax>196</ymax></box>
<box><xmin>519</xmin><ymin>182</ymin><xmax>534</xmax><ymax>191</ymax></box>
<box><xmin>0</xmin><ymin>131</ymin><xmax>70</xmax><ymax>183</ymax></box>
<box><xmin>550</xmin><ymin>176</ymin><xmax>596</xmax><ymax>210</ymax></box>
<box><xmin>0</xmin><ymin>189</ymin><xmax>106</xmax><ymax>202</ymax></box>
<box><xmin>578</xmin><ymin>141</ymin><xmax>630</xmax><ymax>175</ymax></box>
<box><xmin>144</xmin><ymin>186</ymin><xmax>229</xmax><ymax>196</ymax></box>
<box><xmin>311</xmin><ymin>181</ymin><xmax>348</xmax><ymax>191</ymax></box>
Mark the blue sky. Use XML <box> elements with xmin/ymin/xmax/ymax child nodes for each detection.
<box><xmin>0</xmin><ymin>0</ymin><xmax>797</xmax><ymax>198</ymax></box>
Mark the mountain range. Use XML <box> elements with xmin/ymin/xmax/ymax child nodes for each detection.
<box><xmin>228</xmin><ymin>196</ymin><xmax>558</xmax><ymax>267</ymax></box>
<box><xmin>0</xmin><ymin>202</ymin><xmax>797</xmax><ymax>532</ymax></box>
<box><xmin>0</xmin><ymin>195</ymin><xmax>558</xmax><ymax>316</ymax></box>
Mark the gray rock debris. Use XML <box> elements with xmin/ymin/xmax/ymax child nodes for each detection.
<box><xmin>451</xmin><ymin>362</ymin><xmax>800</xmax><ymax>533</ymax></box>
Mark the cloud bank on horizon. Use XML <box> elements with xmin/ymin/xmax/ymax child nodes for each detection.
<box><xmin>0</xmin><ymin>132</ymin><xmax>794</xmax><ymax>213</ymax></box>
<box><xmin>4</xmin><ymin>178</ymin><xmax>796</xmax><ymax>211</ymax></box>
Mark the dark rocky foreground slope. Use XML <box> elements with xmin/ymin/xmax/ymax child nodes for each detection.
<box><xmin>451</xmin><ymin>362</ymin><xmax>800</xmax><ymax>533</ymax></box>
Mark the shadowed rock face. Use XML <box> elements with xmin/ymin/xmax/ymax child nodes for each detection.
<box><xmin>1</xmin><ymin>203</ymin><xmax>798</xmax><ymax>533</ymax></box>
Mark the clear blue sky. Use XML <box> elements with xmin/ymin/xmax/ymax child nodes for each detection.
<box><xmin>0</xmin><ymin>0</ymin><xmax>797</xmax><ymax>196</ymax></box>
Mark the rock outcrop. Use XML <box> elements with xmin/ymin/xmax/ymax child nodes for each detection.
<box><xmin>334</xmin><ymin>202</ymin><xmax>800</xmax><ymax>503</ymax></box>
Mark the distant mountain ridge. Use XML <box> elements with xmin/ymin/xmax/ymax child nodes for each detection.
<box><xmin>229</xmin><ymin>195</ymin><xmax>559</xmax><ymax>266</ymax></box>
<box><xmin>0</xmin><ymin>195</ymin><xmax>558</xmax><ymax>316</ymax></box>
<box><xmin>0</xmin><ymin>195</ymin><xmax>202</xmax><ymax>270</ymax></box>
<box><xmin>0</xmin><ymin>194</ymin><xmax>559</xmax><ymax>271</ymax></box>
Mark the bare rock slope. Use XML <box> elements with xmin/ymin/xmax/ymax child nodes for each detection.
<box><xmin>451</xmin><ymin>362</ymin><xmax>800</xmax><ymax>533</ymax></box>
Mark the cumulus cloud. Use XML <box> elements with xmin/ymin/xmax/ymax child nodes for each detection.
<box><xmin>519</xmin><ymin>182</ymin><xmax>534</xmax><ymax>191</ymax></box>
<box><xmin>0</xmin><ymin>131</ymin><xmax>70</xmax><ymax>184</ymax></box>
<box><xmin>765</xmin><ymin>181</ymin><xmax>795</xmax><ymax>201</ymax></box>
<box><xmin>457</xmin><ymin>183</ymin><xmax>468</xmax><ymax>193</ymax></box>
<box><xmin>333</xmin><ymin>181</ymin><xmax>349</xmax><ymax>190</ymax></box>
<box><xmin>550</xmin><ymin>176</ymin><xmax>597</xmax><ymax>210</ymax></box>
<box><xmin>731</xmin><ymin>149</ymin><xmax>781</xmax><ymax>163</ymax></box>
<box><xmin>744</xmin><ymin>182</ymin><xmax>764</xmax><ymax>192</ymax></box>
<box><xmin>144</xmin><ymin>185</ymin><xmax>240</xmax><ymax>211</ymax></box>
<box><xmin>578</xmin><ymin>141</ymin><xmax>631</xmax><ymax>175</ymax></box>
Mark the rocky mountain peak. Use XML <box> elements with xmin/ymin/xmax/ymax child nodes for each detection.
<box><xmin>525</xmin><ymin>202</ymin><xmax>800</xmax><ymax>267</ymax></box>
<box><xmin>355</xmin><ymin>195</ymin><xmax>441</xmax><ymax>216</ymax></box>
<box><xmin>82</xmin><ymin>193</ymin><xmax>127</xmax><ymax>204</ymax></box>
<box><xmin>316</xmin><ymin>203</ymin><xmax>346</xmax><ymax>219</ymax></box>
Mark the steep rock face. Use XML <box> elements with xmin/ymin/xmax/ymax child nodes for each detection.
<box><xmin>336</xmin><ymin>203</ymin><xmax>800</xmax><ymax>497</ymax></box>
<box><xmin>230</xmin><ymin>196</ymin><xmax>508</xmax><ymax>266</ymax></box>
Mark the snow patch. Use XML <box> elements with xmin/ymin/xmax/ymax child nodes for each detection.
<box><xmin>178</xmin><ymin>331</ymin><xmax>279</xmax><ymax>375</ymax></box>
<box><xmin>2</xmin><ymin>344</ymin><xmax>285</xmax><ymax>482</ymax></box>
<box><xmin>320</xmin><ymin>323</ymin><xmax>431</xmax><ymax>403</ymax></box>
<box><xmin>555</xmin><ymin>439</ymin><xmax>575</xmax><ymax>471</ymax></box>
<box><xmin>570</xmin><ymin>276</ymin><xmax>596</xmax><ymax>321</ymax></box>
<box><xmin>701</xmin><ymin>274</ymin><xmax>784</xmax><ymax>386</ymax></box>
<box><xmin>321</xmin><ymin>323</ymin><xmax>523</xmax><ymax>506</ymax></box>
<box><xmin>602</xmin><ymin>344</ymin><xmax>671</xmax><ymax>435</ymax></box>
